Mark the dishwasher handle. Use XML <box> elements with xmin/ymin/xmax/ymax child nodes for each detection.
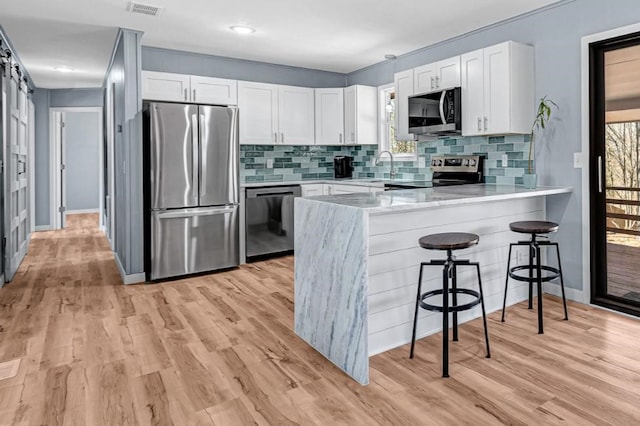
<box><xmin>246</xmin><ymin>186</ymin><xmax>302</xmax><ymax>198</ymax></box>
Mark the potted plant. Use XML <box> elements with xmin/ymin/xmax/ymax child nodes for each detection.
<box><xmin>523</xmin><ymin>96</ymin><xmax>558</xmax><ymax>189</ymax></box>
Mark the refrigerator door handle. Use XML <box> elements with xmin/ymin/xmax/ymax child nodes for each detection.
<box><xmin>191</xmin><ymin>113</ymin><xmax>199</xmax><ymax>199</ymax></box>
<box><xmin>199</xmin><ymin>113</ymin><xmax>207</xmax><ymax>198</ymax></box>
<box><xmin>155</xmin><ymin>206</ymin><xmax>237</xmax><ymax>219</ymax></box>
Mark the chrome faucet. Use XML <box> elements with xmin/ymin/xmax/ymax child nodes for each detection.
<box><xmin>375</xmin><ymin>150</ymin><xmax>396</xmax><ymax>179</ymax></box>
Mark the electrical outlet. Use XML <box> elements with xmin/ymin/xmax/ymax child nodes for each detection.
<box><xmin>516</xmin><ymin>250</ymin><xmax>525</xmax><ymax>265</ymax></box>
<box><xmin>573</xmin><ymin>152</ymin><xmax>583</xmax><ymax>168</ymax></box>
<box><xmin>266</xmin><ymin>158</ymin><xmax>274</xmax><ymax>168</ymax></box>
<box><xmin>502</xmin><ymin>154</ymin><xmax>509</xmax><ymax>168</ymax></box>
<box><xmin>418</xmin><ymin>157</ymin><xmax>426</xmax><ymax>168</ymax></box>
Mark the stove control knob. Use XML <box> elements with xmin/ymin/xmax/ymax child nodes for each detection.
<box><xmin>431</xmin><ymin>159</ymin><xmax>437</xmax><ymax>167</ymax></box>
<box><xmin>437</xmin><ymin>159</ymin><xmax>444</xmax><ymax>166</ymax></box>
<box><xmin>469</xmin><ymin>159</ymin><xmax>477</xmax><ymax>167</ymax></box>
<box><xmin>462</xmin><ymin>159</ymin><xmax>469</xmax><ymax>166</ymax></box>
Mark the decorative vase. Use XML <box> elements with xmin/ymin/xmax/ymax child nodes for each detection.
<box><xmin>522</xmin><ymin>173</ymin><xmax>537</xmax><ymax>189</ymax></box>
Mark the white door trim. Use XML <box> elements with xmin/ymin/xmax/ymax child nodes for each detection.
<box><xmin>28</xmin><ymin>99</ymin><xmax>35</xmax><ymax>237</ymax></box>
<box><xmin>580</xmin><ymin>22</ymin><xmax>640</xmax><ymax>305</ymax></box>
<box><xmin>49</xmin><ymin>107</ymin><xmax>104</xmax><ymax>230</ymax></box>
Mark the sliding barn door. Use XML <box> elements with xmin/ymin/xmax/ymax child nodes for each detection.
<box><xmin>4</xmin><ymin>68</ymin><xmax>30</xmax><ymax>282</ymax></box>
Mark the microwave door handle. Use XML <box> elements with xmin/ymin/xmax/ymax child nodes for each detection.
<box><xmin>439</xmin><ymin>91</ymin><xmax>446</xmax><ymax>124</ymax></box>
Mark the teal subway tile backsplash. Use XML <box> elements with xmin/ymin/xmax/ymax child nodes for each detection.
<box><xmin>239</xmin><ymin>134</ymin><xmax>531</xmax><ymax>185</ymax></box>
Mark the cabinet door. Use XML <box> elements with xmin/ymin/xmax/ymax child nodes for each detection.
<box><xmin>238</xmin><ymin>81</ymin><xmax>279</xmax><ymax>145</ymax></box>
<box><xmin>141</xmin><ymin>71</ymin><xmax>191</xmax><ymax>102</ymax></box>
<box><xmin>344</xmin><ymin>86</ymin><xmax>357</xmax><ymax>144</ymax></box>
<box><xmin>331</xmin><ymin>184</ymin><xmax>371</xmax><ymax>194</ymax></box>
<box><xmin>437</xmin><ymin>56</ymin><xmax>461</xmax><ymax>89</ymax></box>
<box><xmin>315</xmin><ymin>88</ymin><xmax>344</xmax><ymax>145</ymax></box>
<box><xmin>413</xmin><ymin>63</ymin><xmax>437</xmax><ymax>94</ymax></box>
<box><xmin>483</xmin><ymin>42</ymin><xmax>511</xmax><ymax>134</ymax></box>
<box><xmin>353</xmin><ymin>85</ymin><xmax>378</xmax><ymax>145</ymax></box>
<box><xmin>278</xmin><ymin>85</ymin><xmax>315</xmax><ymax>145</ymax></box>
<box><xmin>301</xmin><ymin>184</ymin><xmax>324</xmax><ymax>197</ymax></box>
<box><xmin>461</xmin><ymin>49</ymin><xmax>485</xmax><ymax>136</ymax></box>
<box><xmin>191</xmin><ymin>76</ymin><xmax>237</xmax><ymax>105</ymax></box>
<box><xmin>393</xmin><ymin>69</ymin><xmax>414</xmax><ymax>141</ymax></box>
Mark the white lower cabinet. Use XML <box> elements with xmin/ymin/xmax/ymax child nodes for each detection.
<box><xmin>301</xmin><ymin>182</ymin><xmax>383</xmax><ymax>197</ymax></box>
<box><xmin>301</xmin><ymin>184</ymin><xmax>324</xmax><ymax>197</ymax></box>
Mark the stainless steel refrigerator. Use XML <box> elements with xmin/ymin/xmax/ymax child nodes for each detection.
<box><xmin>145</xmin><ymin>102</ymin><xmax>239</xmax><ymax>280</ymax></box>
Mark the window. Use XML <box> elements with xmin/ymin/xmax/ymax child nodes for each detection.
<box><xmin>379</xmin><ymin>83</ymin><xmax>416</xmax><ymax>160</ymax></box>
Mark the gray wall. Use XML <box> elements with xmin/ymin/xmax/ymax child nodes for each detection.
<box><xmin>106</xmin><ymin>29</ymin><xmax>144</xmax><ymax>278</ymax></box>
<box><xmin>347</xmin><ymin>0</ymin><xmax>640</xmax><ymax>292</ymax></box>
<box><xmin>33</xmin><ymin>88</ymin><xmax>103</xmax><ymax>227</ymax></box>
<box><xmin>64</xmin><ymin>111</ymin><xmax>100</xmax><ymax>211</ymax></box>
<box><xmin>142</xmin><ymin>46</ymin><xmax>347</xmax><ymax>88</ymax></box>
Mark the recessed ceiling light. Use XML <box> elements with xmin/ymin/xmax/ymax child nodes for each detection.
<box><xmin>53</xmin><ymin>66</ymin><xmax>74</xmax><ymax>73</ymax></box>
<box><xmin>384</xmin><ymin>54</ymin><xmax>397</xmax><ymax>60</ymax></box>
<box><xmin>230</xmin><ymin>25</ymin><xmax>255</xmax><ymax>35</ymax></box>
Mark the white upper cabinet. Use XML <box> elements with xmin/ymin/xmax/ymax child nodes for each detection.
<box><xmin>142</xmin><ymin>71</ymin><xmax>238</xmax><ymax>105</ymax></box>
<box><xmin>141</xmin><ymin>71</ymin><xmax>191</xmax><ymax>102</ymax></box>
<box><xmin>413</xmin><ymin>56</ymin><xmax>461</xmax><ymax>94</ymax></box>
<box><xmin>190</xmin><ymin>76</ymin><xmax>237</xmax><ymax>105</ymax></box>
<box><xmin>238</xmin><ymin>82</ymin><xmax>315</xmax><ymax>145</ymax></box>
<box><xmin>344</xmin><ymin>85</ymin><xmax>377</xmax><ymax>145</ymax></box>
<box><xmin>315</xmin><ymin>88</ymin><xmax>345</xmax><ymax>145</ymax></box>
<box><xmin>278</xmin><ymin>85</ymin><xmax>315</xmax><ymax>145</ymax></box>
<box><xmin>461</xmin><ymin>41</ymin><xmax>533</xmax><ymax>136</ymax></box>
<box><xmin>394</xmin><ymin>69</ymin><xmax>415</xmax><ymax>141</ymax></box>
<box><xmin>238</xmin><ymin>81</ymin><xmax>279</xmax><ymax>145</ymax></box>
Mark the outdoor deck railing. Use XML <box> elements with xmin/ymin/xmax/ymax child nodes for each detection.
<box><xmin>606</xmin><ymin>186</ymin><xmax>640</xmax><ymax>237</ymax></box>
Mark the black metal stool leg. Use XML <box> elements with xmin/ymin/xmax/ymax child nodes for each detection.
<box><xmin>528</xmin><ymin>242</ymin><xmax>534</xmax><ymax>309</ymax></box>
<box><xmin>410</xmin><ymin>264</ymin><xmax>425</xmax><ymax>359</ymax></box>
<box><xmin>553</xmin><ymin>242</ymin><xmax>569</xmax><ymax>320</ymax></box>
<box><xmin>442</xmin><ymin>262</ymin><xmax>449</xmax><ymax>378</ymax></box>
<box><xmin>535</xmin><ymin>244</ymin><xmax>544</xmax><ymax>334</ymax></box>
<box><xmin>452</xmin><ymin>263</ymin><xmax>458</xmax><ymax>342</ymax></box>
<box><xmin>501</xmin><ymin>243</ymin><xmax>514</xmax><ymax>322</ymax></box>
<box><xmin>473</xmin><ymin>262</ymin><xmax>491</xmax><ymax>358</ymax></box>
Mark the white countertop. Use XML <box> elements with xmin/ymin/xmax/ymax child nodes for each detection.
<box><xmin>241</xmin><ymin>178</ymin><xmax>389</xmax><ymax>188</ymax></box>
<box><xmin>298</xmin><ymin>184</ymin><xmax>573</xmax><ymax>214</ymax></box>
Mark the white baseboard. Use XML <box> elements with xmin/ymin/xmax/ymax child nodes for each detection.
<box><xmin>544</xmin><ymin>282</ymin><xmax>585</xmax><ymax>303</ymax></box>
<box><xmin>114</xmin><ymin>252</ymin><xmax>146</xmax><ymax>285</ymax></box>
<box><xmin>66</xmin><ymin>209</ymin><xmax>99</xmax><ymax>214</ymax></box>
<box><xmin>35</xmin><ymin>225</ymin><xmax>52</xmax><ymax>232</ymax></box>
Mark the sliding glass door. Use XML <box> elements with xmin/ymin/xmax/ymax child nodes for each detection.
<box><xmin>590</xmin><ymin>32</ymin><xmax>640</xmax><ymax>315</ymax></box>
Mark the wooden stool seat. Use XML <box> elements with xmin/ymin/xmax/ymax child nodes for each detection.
<box><xmin>418</xmin><ymin>232</ymin><xmax>479</xmax><ymax>251</ymax></box>
<box><xmin>509</xmin><ymin>221</ymin><xmax>559</xmax><ymax>234</ymax></box>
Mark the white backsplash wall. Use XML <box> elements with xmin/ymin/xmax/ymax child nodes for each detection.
<box><xmin>240</xmin><ymin>134</ymin><xmax>531</xmax><ymax>184</ymax></box>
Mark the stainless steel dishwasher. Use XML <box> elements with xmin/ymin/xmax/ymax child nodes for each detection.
<box><xmin>245</xmin><ymin>185</ymin><xmax>302</xmax><ymax>260</ymax></box>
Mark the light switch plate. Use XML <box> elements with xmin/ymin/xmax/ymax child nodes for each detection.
<box><xmin>573</xmin><ymin>152</ymin><xmax>583</xmax><ymax>168</ymax></box>
<box><xmin>502</xmin><ymin>154</ymin><xmax>509</xmax><ymax>167</ymax></box>
<box><xmin>418</xmin><ymin>157</ymin><xmax>426</xmax><ymax>168</ymax></box>
<box><xmin>266</xmin><ymin>158</ymin><xmax>274</xmax><ymax>168</ymax></box>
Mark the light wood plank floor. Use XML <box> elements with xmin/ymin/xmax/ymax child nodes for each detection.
<box><xmin>0</xmin><ymin>214</ymin><xmax>640</xmax><ymax>425</ymax></box>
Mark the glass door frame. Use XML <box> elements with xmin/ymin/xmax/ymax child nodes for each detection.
<box><xmin>589</xmin><ymin>30</ymin><xmax>640</xmax><ymax>316</ymax></box>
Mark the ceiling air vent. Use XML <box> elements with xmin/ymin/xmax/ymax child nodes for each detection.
<box><xmin>127</xmin><ymin>2</ymin><xmax>164</xmax><ymax>16</ymax></box>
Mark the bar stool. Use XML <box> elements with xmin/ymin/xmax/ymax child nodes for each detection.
<box><xmin>501</xmin><ymin>221</ymin><xmax>568</xmax><ymax>334</ymax></box>
<box><xmin>409</xmin><ymin>232</ymin><xmax>491</xmax><ymax>378</ymax></box>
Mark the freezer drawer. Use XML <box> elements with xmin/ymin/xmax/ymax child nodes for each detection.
<box><xmin>151</xmin><ymin>206</ymin><xmax>239</xmax><ymax>280</ymax></box>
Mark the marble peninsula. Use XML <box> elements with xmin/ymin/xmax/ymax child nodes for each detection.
<box><xmin>294</xmin><ymin>184</ymin><xmax>573</xmax><ymax>385</ymax></box>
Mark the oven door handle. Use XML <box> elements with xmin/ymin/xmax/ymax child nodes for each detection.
<box><xmin>246</xmin><ymin>186</ymin><xmax>301</xmax><ymax>198</ymax></box>
<box><xmin>439</xmin><ymin>90</ymin><xmax>447</xmax><ymax>124</ymax></box>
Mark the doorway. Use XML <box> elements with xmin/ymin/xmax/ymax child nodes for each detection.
<box><xmin>50</xmin><ymin>107</ymin><xmax>103</xmax><ymax>230</ymax></box>
<box><xmin>590</xmin><ymin>31</ymin><xmax>640</xmax><ymax>316</ymax></box>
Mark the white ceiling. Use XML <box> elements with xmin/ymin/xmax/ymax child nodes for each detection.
<box><xmin>0</xmin><ymin>0</ymin><xmax>560</xmax><ymax>89</ymax></box>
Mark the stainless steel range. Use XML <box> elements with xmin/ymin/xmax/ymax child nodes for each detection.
<box><xmin>385</xmin><ymin>155</ymin><xmax>484</xmax><ymax>190</ymax></box>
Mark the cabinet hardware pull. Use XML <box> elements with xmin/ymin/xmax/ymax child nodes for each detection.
<box><xmin>339</xmin><ymin>133</ymin><xmax>343</xmax><ymax>144</ymax></box>
<box><xmin>435</xmin><ymin>76</ymin><xmax>440</xmax><ymax>88</ymax></box>
<box><xmin>281</xmin><ymin>133</ymin><xmax>284</xmax><ymax>144</ymax></box>
<box><xmin>430</xmin><ymin>77</ymin><xmax>434</xmax><ymax>90</ymax></box>
<box><xmin>184</xmin><ymin>89</ymin><xmax>187</xmax><ymax>101</ymax></box>
<box><xmin>484</xmin><ymin>117</ymin><xmax>488</xmax><ymax>131</ymax></box>
<box><xmin>351</xmin><ymin>132</ymin><xmax>355</xmax><ymax>142</ymax></box>
<box><xmin>274</xmin><ymin>132</ymin><xmax>277</xmax><ymax>143</ymax></box>
<box><xmin>193</xmin><ymin>89</ymin><xmax>196</xmax><ymax>102</ymax></box>
<box><xmin>598</xmin><ymin>156</ymin><xmax>603</xmax><ymax>193</ymax></box>
<box><xmin>477</xmin><ymin>117</ymin><xmax>482</xmax><ymax>131</ymax></box>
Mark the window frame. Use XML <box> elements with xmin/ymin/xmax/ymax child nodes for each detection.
<box><xmin>378</xmin><ymin>83</ymin><xmax>417</xmax><ymax>161</ymax></box>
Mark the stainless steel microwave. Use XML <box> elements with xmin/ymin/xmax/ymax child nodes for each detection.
<box><xmin>408</xmin><ymin>87</ymin><xmax>461</xmax><ymax>136</ymax></box>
